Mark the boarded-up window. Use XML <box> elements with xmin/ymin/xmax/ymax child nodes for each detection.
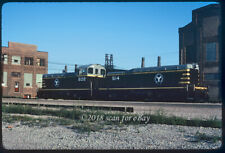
<box><xmin>12</xmin><ymin>56</ymin><xmax>21</xmax><ymax>65</ymax></box>
<box><xmin>36</xmin><ymin>74</ymin><xmax>43</xmax><ymax>88</ymax></box>
<box><xmin>24</xmin><ymin>73</ymin><xmax>32</xmax><ymax>87</ymax></box>
<box><xmin>2</xmin><ymin>72</ymin><xmax>7</xmax><ymax>86</ymax></box>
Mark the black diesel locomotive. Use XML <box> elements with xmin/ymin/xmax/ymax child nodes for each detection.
<box><xmin>37</xmin><ymin>63</ymin><xmax>208</xmax><ymax>102</ymax></box>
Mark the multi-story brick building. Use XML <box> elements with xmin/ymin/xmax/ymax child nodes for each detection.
<box><xmin>1</xmin><ymin>42</ymin><xmax>48</xmax><ymax>98</ymax></box>
<box><xmin>179</xmin><ymin>4</ymin><xmax>221</xmax><ymax>101</ymax></box>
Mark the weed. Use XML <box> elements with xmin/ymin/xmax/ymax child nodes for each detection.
<box><xmin>2</xmin><ymin>114</ymin><xmax>34</xmax><ymax>123</ymax></box>
<box><xmin>55</xmin><ymin>118</ymin><xmax>74</xmax><ymax>125</ymax></box>
<box><xmin>71</xmin><ymin>122</ymin><xmax>103</xmax><ymax>133</ymax></box>
<box><xmin>178</xmin><ymin>127</ymin><xmax>186</xmax><ymax>133</ymax></box>
<box><xmin>155</xmin><ymin>108</ymin><xmax>167</xmax><ymax>116</ymax></box>
<box><xmin>194</xmin><ymin>131</ymin><xmax>222</xmax><ymax>143</ymax></box>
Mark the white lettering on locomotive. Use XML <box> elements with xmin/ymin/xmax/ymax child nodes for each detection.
<box><xmin>112</xmin><ymin>76</ymin><xmax>120</xmax><ymax>81</ymax></box>
<box><xmin>78</xmin><ymin>77</ymin><xmax>86</xmax><ymax>82</ymax></box>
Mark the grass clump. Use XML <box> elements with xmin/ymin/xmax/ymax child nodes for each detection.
<box><xmin>194</xmin><ymin>131</ymin><xmax>222</xmax><ymax>143</ymax></box>
<box><xmin>2</xmin><ymin>114</ymin><xmax>35</xmax><ymax>123</ymax></box>
<box><xmin>2</xmin><ymin>104</ymin><xmax>83</xmax><ymax>120</ymax></box>
<box><xmin>2</xmin><ymin>114</ymin><xmax>50</xmax><ymax>127</ymax></box>
<box><xmin>71</xmin><ymin>121</ymin><xmax>103</xmax><ymax>133</ymax></box>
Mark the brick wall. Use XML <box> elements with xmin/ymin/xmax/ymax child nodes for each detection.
<box><xmin>178</xmin><ymin>4</ymin><xmax>221</xmax><ymax>101</ymax></box>
<box><xmin>1</xmin><ymin>42</ymin><xmax>48</xmax><ymax>98</ymax></box>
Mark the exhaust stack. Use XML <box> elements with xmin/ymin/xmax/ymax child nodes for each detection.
<box><xmin>157</xmin><ymin>56</ymin><xmax>161</xmax><ymax>67</ymax></box>
<box><xmin>141</xmin><ymin>57</ymin><xmax>145</xmax><ymax>68</ymax></box>
<box><xmin>75</xmin><ymin>64</ymin><xmax>78</xmax><ymax>73</ymax></box>
<box><xmin>64</xmin><ymin>65</ymin><xmax>67</xmax><ymax>73</ymax></box>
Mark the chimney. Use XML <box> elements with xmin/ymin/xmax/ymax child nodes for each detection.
<box><xmin>157</xmin><ymin>56</ymin><xmax>161</xmax><ymax>67</ymax></box>
<box><xmin>141</xmin><ymin>57</ymin><xmax>145</xmax><ymax>68</ymax></box>
<box><xmin>75</xmin><ymin>64</ymin><xmax>78</xmax><ymax>73</ymax></box>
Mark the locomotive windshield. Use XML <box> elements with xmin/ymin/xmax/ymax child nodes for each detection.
<box><xmin>101</xmin><ymin>69</ymin><xmax>105</xmax><ymax>75</ymax></box>
<box><xmin>95</xmin><ymin>69</ymin><xmax>99</xmax><ymax>74</ymax></box>
<box><xmin>77</xmin><ymin>64</ymin><xmax>106</xmax><ymax>78</ymax></box>
<box><xmin>88</xmin><ymin>68</ymin><xmax>93</xmax><ymax>74</ymax></box>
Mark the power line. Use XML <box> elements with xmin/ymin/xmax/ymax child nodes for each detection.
<box><xmin>48</xmin><ymin>61</ymin><xmax>80</xmax><ymax>66</ymax></box>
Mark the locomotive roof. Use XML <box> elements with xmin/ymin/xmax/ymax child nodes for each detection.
<box><xmin>107</xmin><ymin>63</ymin><xmax>199</xmax><ymax>75</ymax></box>
<box><xmin>43</xmin><ymin>64</ymin><xmax>106</xmax><ymax>78</ymax></box>
<box><xmin>78</xmin><ymin>64</ymin><xmax>105</xmax><ymax>69</ymax></box>
<box><xmin>43</xmin><ymin>64</ymin><xmax>198</xmax><ymax>77</ymax></box>
<box><xmin>43</xmin><ymin>72</ymin><xmax>77</xmax><ymax>78</ymax></box>
<box><xmin>128</xmin><ymin>64</ymin><xmax>199</xmax><ymax>73</ymax></box>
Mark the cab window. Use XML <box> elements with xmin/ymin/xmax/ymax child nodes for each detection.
<box><xmin>101</xmin><ymin>69</ymin><xmax>106</xmax><ymax>75</ymax></box>
<box><xmin>79</xmin><ymin>68</ymin><xmax>86</xmax><ymax>75</ymax></box>
<box><xmin>95</xmin><ymin>69</ymin><xmax>98</xmax><ymax>74</ymax></box>
<box><xmin>88</xmin><ymin>68</ymin><xmax>93</xmax><ymax>74</ymax></box>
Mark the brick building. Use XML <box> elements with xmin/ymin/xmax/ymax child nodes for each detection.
<box><xmin>1</xmin><ymin>42</ymin><xmax>48</xmax><ymax>98</ymax></box>
<box><xmin>179</xmin><ymin>4</ymin><xmax>221</xmax><ymax>101</ymax></box>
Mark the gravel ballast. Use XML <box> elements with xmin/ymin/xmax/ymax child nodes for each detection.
<box><xmin>2</xmin><ymin>121</ymin><xmax>222</xmax><ymax>150</ymax></box>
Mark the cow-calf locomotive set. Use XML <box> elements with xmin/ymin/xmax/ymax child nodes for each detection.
<box><xmin>37</xmin><ymin>63</ymin><xmax>208</xmax><ymax>102</ymax></box>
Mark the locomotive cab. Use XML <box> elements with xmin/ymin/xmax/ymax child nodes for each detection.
<box><xmin>78</xmin><ymin>64</ymin><xmax>106</xmax><ymax>78</ymax></box>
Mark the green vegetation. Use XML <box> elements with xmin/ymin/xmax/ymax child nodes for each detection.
<box><xmin>70</xmin><ymin>122</ymin><xmax>104</xmax><ymax>133</ymax></box>
<box><xmin>2</xmin><ymin>114</ymin><xmax>75</xmax><ymax>127</ymax></box>
<box><xmin>2</xmin><ymin>104</ymin><xmax>222</xmax><ymax>133</ymax></box>
<box><xmin>194</xmin><ymin>131</ymin><xmax>222</xmax><ymax>143</ymax></box>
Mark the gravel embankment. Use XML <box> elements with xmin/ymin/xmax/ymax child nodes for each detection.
<box><xmin>2</xmin><ymin>121</ymin><xmax>222</xmax><ymax>150</ymax></box>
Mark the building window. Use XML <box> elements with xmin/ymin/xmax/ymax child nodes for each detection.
<box><xmin>24</xmin><ymin>57</ymin><xmax>34</xmax><ymax>65</ymax></box>
<box><xmin>36</xmin><ymin>74</ymin><xmax>43</xmax><ymax>88</ymax></box>
<box><xmin>14</xmin><ymin>82</ymin><xmax>20</xmax><ymax>92</ymax></box>
<box><xmin>88</xmin><ymin>68</ymin><xmax>93</xmax><ymax>74</ymax></box>
<box><xmin>204</xmin><ymin>73</ymin><xmax>220</xmax><ymax>80</ymax></box>
<box><xmin>2</xmin><ymin>54</ymin><xmax>8</xmax><ymax>64</ymax></box>
<box><xmin>206</xmin><ymin>42</ymin><xmax>217</xmax><ymax>62</ymax></box>
<box><xmin>24</xmin><ymin>73</ymin><xmax>32</xmax><ymax>87</ymax></box>
<box><xmin>11</xmin><ymin>72</ymin><xmax>21</xmax><ymax>77</ymax></box>
<box><xmin>12</xmin><ymin>56</ymin><xmax>21</xmax><ymax>65</ymax></box>
<box><xmin>2</xmin><ymin>72</ymin><xmax>7</xmax><ymax>86</ymax></box>
<box><xmin>37</xmin><ymin>58</ymin><xmax>45</xmax><ymax>66</ymax></box>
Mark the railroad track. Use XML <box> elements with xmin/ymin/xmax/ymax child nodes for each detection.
<box><xmin>2</xmin><ymin>98</ymin><xmax>222</xmax><ymax>120</ymax></box>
